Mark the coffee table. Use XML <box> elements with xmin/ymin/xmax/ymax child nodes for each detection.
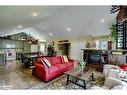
<box><xmin>64</xmin><ymin>67</ymin><xmax>96</xmax><ymax>89</ymax></box>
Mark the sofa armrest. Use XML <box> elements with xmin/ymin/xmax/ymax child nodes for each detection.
<box><xmin>104</xmin><ymin>77</ymin><xmax>127</xmax><ymax>88</ymax></box>
<box><xmin>68</xmin><ymin>59</ymin><xmax>75</xmax><ymax>63</ymax></box>
<box><xmin>35</xmin><ymin>63</ymin><xmax>49</xmax><ymax>71</ymax></box>
<box><xmin>34</xmin><ymin>63</ymin><xmax>50</xmax><ymax>82</ymax></box>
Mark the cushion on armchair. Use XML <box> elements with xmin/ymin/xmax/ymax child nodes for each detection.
<box><xmin>103</xmin><ymin>64</ymin><xmax>119</xmax><ymax>78</ymax></box>
<box><xmin>107</xmin><ymin>69</ymin><xmax>120</xmax><ymax>79</ymax></box>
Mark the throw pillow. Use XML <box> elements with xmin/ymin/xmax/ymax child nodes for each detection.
<box><xmin>107</xmin><ymin>69</ymin><xmax>120</xmax><ymax>78</ymax></box>
<box><xmin>41</xmin><ymin>58</ymin><xmax>51</xmax><ymax>68</ymax></box>
<box><xmin>120</xmin><ymin>63</ymin><xmax>127</xmax><ymax>71</ymax></box>
<box><xmin>119</xmin><ymin>70</ymin><xmax>127</xmax><ymax>79</ymax></box>
<box><xmin>61</xmin><ymin>55</ymin><xmax>68</xmax><ymax>63</ymax></box>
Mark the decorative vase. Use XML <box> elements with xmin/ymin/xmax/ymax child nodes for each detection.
<box><xmin>78</xmin><ymin>60</ymin><xmax>86</xmax><ymax>75</ymax></box>
<box><xmin>108</xmin><ymin>41</ymin><xmax>112</xmax><ymax>50</ymax></box>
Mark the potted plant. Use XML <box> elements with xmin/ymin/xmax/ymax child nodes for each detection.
<box><xmin>110</xmin><ymin>24</ymin><xmax>117</xmax><ymax>49</ymax></box>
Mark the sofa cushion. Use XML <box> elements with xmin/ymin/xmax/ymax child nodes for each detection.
<box><xmin>50</xmin><ymin>57</ymin><xmax>61</xmax><ymax>65</ymax></box>
<box><xmin>55</xmin><ymin>64</ymin><xmax>68</xmax><ymax>70</ymax></box>
<box><xmin>49</xmin><ymin>65</ymin><xmax>59</xmax><ymax>74</ymax></box>
<box><xmin>57</xmin><ymin>56</ymin><xmax>62</xmax><ymax>63</ymax></box>
<box><xmin>66</xmin><ymin>62</ymin><xmax>74</xmax><ymax>67</ymax></box>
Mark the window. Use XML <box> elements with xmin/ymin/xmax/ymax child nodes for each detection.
<box><xmin>40</xmin><ymin>43</ymin><xmax>46</xmax><ymax>54</ymax></box>
<box><xmin>95</xmin><ymin>40</ymin><xmax>108</xmax><ymax>50</ymax></box>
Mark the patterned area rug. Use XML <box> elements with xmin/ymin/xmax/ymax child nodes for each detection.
<box><xmin>29</xmin><ymin>72</ymin><xmax>104</xmax><ymax>90</ymax></box>
<box><xmin>0</xmin><ymin>80</ymin><xmax>12</xmax><ymax>89</ymax></box>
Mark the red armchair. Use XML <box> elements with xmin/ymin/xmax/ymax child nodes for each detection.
<box><xmin>34</xmin><ymin>56</ymin><xmax>75</xmax><ymax>82</ymax></box>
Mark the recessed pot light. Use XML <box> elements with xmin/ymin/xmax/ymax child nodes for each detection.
<box><xmin>101</xmin><ymin>19</ymin><xmax>104</xmax><ymax>22</ymax></box>
<box><xmin>48</xmin><ymin>33</ymin><xmax>53</xmax><ymax>36</ymax></box>
<box><xmin>67</xmin><ymin>28</ymin><xmax>71</xmax><ymax>31</ymax></box>
<box><xmin>31</xmin><ymin>11</ymin><xmax>39</xmax><ymax>17</ymax></box>
<box><xmin>17</xmin><ymin>25</ymin><xmax>22</xmax><ymax>28</ymax></box>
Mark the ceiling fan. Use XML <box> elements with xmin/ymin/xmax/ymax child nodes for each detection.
<box><xmin>110</xmin><ymin>5</ymin><xmax>127</xmax><ymax>21</ymax></box>
<box><xmin>110</xmin><ymin>5</ymin><xmax>120</xmax><ymax>13</ymax></box>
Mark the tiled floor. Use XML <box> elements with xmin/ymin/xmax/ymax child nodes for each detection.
<box><xmin>0</xmin><ymin>60</ymin><xmax>41</xmax><ymax>89</ymax></box>
<box><xmin>0</xmin><ymin>60</ymin><xmax>104</xmax><ymax>90</ymax></box>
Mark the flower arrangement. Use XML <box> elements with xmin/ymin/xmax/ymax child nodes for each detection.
<box><xmin>78</xmin><ymin>60</ymin><xmax>86</xmax><ymax>68</ymax></box>
<box><xmin>78</xmin><ymin>60</ymin><xmax>86</xmax><ymax>75</ymax></box>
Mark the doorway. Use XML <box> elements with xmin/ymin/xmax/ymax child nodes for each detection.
<box><xmin>58</xmin><ymin>43</ymin><xmax>70</xmax><ymax>57</ymax></box>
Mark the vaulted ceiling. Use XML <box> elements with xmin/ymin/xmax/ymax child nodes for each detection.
<box><xmin>0</xmin><ymin>6</ymin><xmax>117</xmax><ymax>41</ymax></box>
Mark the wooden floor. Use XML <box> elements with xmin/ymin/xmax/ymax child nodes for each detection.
<box><xmin>0</xmin><ymin>60</ymin><xmax>41</xmax><ymax>89</ymax></box>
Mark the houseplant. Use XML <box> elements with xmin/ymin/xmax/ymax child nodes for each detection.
<box><xmin>110</xmin><ymin>24</ymin><xmax>117</xmax><ymax>49</ymax></box>
<box><xmin>110</xmin><ymin>24</ymin><xmax>117</xmax><ymax>41</ymax></box>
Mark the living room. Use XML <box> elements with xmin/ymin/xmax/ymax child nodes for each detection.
<box><xmin>0</xmin><ymin>2</ymin><xmax>127</xmax><ymax>94</ymax></box>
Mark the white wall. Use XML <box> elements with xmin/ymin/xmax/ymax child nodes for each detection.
<box><xmin>70</xmin><ymin>41</ymin><xmax>86</xmax><ymax>60</ymax></box>
<box><xmin>31</xmin><ymin>45</ymin><xmax>39</xmax><ymax>52</ymax></box>
<box><xmin>39</xmin><ymin>43</ymin><xmax>46</xmax><ymax>54</ymax></box>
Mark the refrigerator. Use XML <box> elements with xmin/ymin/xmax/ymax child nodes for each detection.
<box><xmin>6</xmin><ymin>49</ymin><xmax>16</xmax><ymax>60</ymax></box>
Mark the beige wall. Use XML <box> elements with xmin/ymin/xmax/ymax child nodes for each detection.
<box><xmin>51</xmin><ymin>35</ymin><xmax>93</xmax><ymax>43</ymax></box>
<box><xmin>93</xmin><ymin>35</ymin><xmax>110</xmax><ymax>40</ymax></box>
<box><xmin>47</xmin><ymin>35</ymin><xmax>110</xmax><ymax>50</ymax></box>
<box><xmin>48</xmin><ymin>35</ymin><xmax>110</xmax><ymax>43</ymax></box>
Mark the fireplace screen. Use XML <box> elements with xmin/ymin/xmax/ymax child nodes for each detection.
<box><xmin>89</xmin><ymin>54</ymin><xmax>101</xmax><ymax>64</ymax></box>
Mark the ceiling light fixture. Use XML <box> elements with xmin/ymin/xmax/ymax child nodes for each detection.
<box><xmin>17</xmin><ymin>25</ymin><xmax>22</xmax><ymax>28</ymax></box>
<box><xmin>67</xmin><ymin>28</ymin><xmax>71</xmax><ymax>31</ymax></box>
<box><xmin>101</xmin><ymin>19</ymin><xmax>104</xmax><ymax>22</ymax></box>
<box><xmin>48</xmin><ymin>33</ymin><xmax>53</xmax><ymax>36</ymax></box>
<box><xmin>31</xmin><ymin>12</ymin><xmax>38</xmax><ymax>17</ymax></box>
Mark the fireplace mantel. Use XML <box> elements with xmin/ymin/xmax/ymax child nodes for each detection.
<box><xmin>81</xmin><ymin>49</ymin><xmax>127</xmax><ymax>55</ymax></box>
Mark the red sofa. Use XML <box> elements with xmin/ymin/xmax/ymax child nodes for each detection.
<box><xmin>34</xmin><ymin>56</ymin><xmax>75</xmax><ymax>82</ymax></box>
